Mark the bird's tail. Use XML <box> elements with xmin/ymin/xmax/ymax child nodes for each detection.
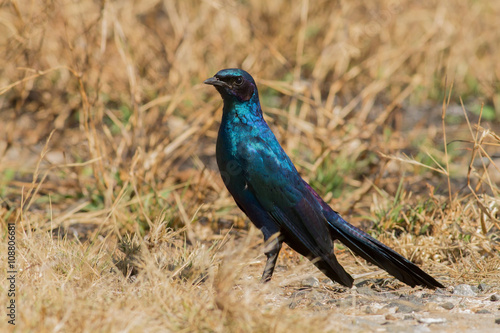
<box><xmin>325</xmin><ymin>211</ymin><xmax>444</xmax><ymax>289</ymax></box>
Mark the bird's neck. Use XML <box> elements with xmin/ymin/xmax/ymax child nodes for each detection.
<box><xmin>221</xmin><ymin>97</ymin><xmax>264</xmax><ymax>125</ymax></box>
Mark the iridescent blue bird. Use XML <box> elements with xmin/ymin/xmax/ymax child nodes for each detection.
<box><xmin>204</xmin><ymin>68</ymin><xmax>443</xmax><ymax>289</ymax></box>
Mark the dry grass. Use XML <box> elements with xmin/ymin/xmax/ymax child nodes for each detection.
<box><xmin>1</xmin><ymin>0</ymin><xmax>499</xmax><ymax>332</ymax></box>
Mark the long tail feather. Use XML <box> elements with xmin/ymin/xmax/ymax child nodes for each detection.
<box><xmin>327</xmin><ymin>213</ymin><xmax>443</xmax><ymax>289</ymax></box>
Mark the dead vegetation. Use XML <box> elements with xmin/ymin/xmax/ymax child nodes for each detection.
<box><xmin>0</xmin><ymin>0</ymin><xmax>499</xmax><ymax>332</ymax></box>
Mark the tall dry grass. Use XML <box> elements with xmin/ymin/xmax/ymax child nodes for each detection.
<box><xmin>0</xmin><ymin>0</ymin><xmax>499</xmax><ymax>332</ymax></box>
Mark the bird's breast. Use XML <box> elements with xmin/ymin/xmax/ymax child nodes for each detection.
<box><xmin>216</xmin><ymin>123</ymin><xmax>247</xmax><ymax>192</ymax></box>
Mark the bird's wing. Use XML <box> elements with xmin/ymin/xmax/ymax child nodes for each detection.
<box><xmin>236</xmin><ymin>138</ymin><xmax>354</xmax><ymax>286</ymax></box>
<box><xmin>237</xmin><ymin>137</ymin><xmax>333</xmax><ymax>258</ymax></box>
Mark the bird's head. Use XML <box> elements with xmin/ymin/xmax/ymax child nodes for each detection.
<box><xmin>204</xmin><ymin>68</ymin><xmax>257</xmax><ymax>103</ymax></box>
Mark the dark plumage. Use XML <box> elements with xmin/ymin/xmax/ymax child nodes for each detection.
<box><xmin>205</xmin><ymin>68</ymin><xmax>443</xmax><ymax>289</ymax></box>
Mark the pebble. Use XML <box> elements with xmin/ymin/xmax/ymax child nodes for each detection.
<box><xmin>439</xmin><ymin>302</ymin><xmax>455</xmax><ymax>310</ymax></box>
<box><xmin>495</xmin><ymin>318</ymin><xmax>500</xmax><ymax>325</ymax></box>
<box><xmin>453</xmin><ymin>284</ymin><xmax>477</xmax><ymax>297</ymax></box>
<box><xmin>490</xmin><ymin>294</ymin><xmax>500</xmax><ymax>302</ymax></box>
<box><xmin>475</xmin><ymin>309</ymin><xmax>491</xmax><ymax>314</ymax></box>
<box><xmin>301</xmin><ymin>276</ymin><xmax>320</xmax><ymax>288</ymax></box>
<box><xmin>478</xmin><ymin>283</ymin><xmax>489</xmax><ymax>292</ymax></box>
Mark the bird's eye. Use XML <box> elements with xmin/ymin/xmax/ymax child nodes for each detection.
<box><xmin>234</xmin><ymin>77</ymin><xmax>243</xmax><ymax>86</ymax></box>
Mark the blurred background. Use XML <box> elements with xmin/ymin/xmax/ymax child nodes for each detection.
<box><xmin>0</xmin><ymin>1</ymin><xmax>499</xmax><ymax>331</ymax></box>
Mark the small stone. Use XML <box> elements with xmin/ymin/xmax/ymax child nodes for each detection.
<box><xmin>476</xmin><ymin>309</ymin><xmax>491</xmax><ymax>314</ymax></box>
<box><xmin>439</xmin><ymin>302</ymin><xmax>455</xmax><ymax>310</ymax></box>
<box><xmin>478</xmin><ymin>283</ymin><xmax>489</xmax><ymax>292</ymax></box>
<box><xmin>385</xmin><ymin>314</ymin><xmax>397</xmax><ymax>320</ymax></box>
<box><xmin>453</xmin><ymin>284</ymin><xmax>477</xmax><ymax>297</ymax></box>
<box><xmin>495</xmin><ymin>318</ymin><xmax>500</xmax><ymax>325</ymax></box>
<box><xmin>491</xmin><ymin>294</ymin><xmax>500</xmax><ymax>302</ymax></box>
<box><xmin>364</xmin><ymin>306</ymin><xmax>374</xmax><ymax>314</ymax></box>
<box><xmin>418</xmin><ymin>317</ymin><xmax>447</xmax><ymax>324</ymax></box>
<box><xmin>301</xmin><ymin>276</ymin><xmax>320</xmax><ymax>288</ymax></box>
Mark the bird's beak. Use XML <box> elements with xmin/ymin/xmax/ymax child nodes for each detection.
<box><xmin>204</xmin><ymin>76</ymin><xmax>228</xmax><ymax>88</ymax></box>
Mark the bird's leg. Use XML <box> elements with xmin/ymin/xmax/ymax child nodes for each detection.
<box><xmin>261</xmin><ymin>233</ymin><xmax>282</xmax><ymax>283</ymax></box>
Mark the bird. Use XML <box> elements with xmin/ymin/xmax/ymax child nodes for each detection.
<box><xmin>204</xmin><ymin>68</ymin><xmax>443</xmax><ymax>289</ymax></box>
